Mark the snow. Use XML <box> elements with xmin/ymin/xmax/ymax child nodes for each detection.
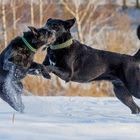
<box><xmin>0</xmin><ymin>96</ymin><xmax>140</xmax><ymax>140</ymax></box>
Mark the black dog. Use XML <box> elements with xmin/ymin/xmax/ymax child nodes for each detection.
<box><xmin>43</xmin><ymin>18</ymin><xmax>140</xmax><ymax>114</ymax></box>
<box><xmin>0</xmin><ymin>26</ymin><xmax>55</xmax><ymax>112</ymax></box>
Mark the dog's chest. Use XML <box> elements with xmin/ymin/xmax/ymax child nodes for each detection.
<box><xmin>48</xmin><ymin>49</ymin><xmax>57</xmax><ymax>66</ymax></box>
<box><xmin>48</xmin><ymin>53</ymin><xmax>56</xmax><ymax>66</ymax></box>
<box><xmin>49</xmin><ymin>58</ymin><xmax>56</xmax><ymax>66</ymax></box>
<box><xmin>48</xmin><ymin>53</ymin><xmax>73</xmax><ymax>69</ymax></box>
<box><xmin>47</xmin><ymin>47</ymin><xmax>73</xmax><ymax>67</ymax></box>
<box><xmin>12</xmin><ymin>48</ymin><xmax>34</xmax><ymax>68</ymax></box>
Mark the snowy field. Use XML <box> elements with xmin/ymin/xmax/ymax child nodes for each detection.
<box><xmin>0</xmin><ymin>96</ymin><xmax>140</xmax><ymax>140</ymax></box>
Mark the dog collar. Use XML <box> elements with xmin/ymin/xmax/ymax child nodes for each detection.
<box><xmin>50</xmin><ymin>38</ymin><xmax>73</xmax><ymax>50</ymax></box>
<box><xmin>21</xmin><ymin>36</ymin><xmax>37</xmax><ymax>53</ymax></box>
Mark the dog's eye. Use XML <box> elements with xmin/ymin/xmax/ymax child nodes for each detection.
<box><xmin>52</xmin><ymin>24</ymin><xmax>59</xmax><ymax>30</ymax></box>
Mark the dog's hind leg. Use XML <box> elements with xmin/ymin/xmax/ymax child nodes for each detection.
<box><xmin>0</xmin><ymin>81</ymin><xmax>25</xmax><ymax>113</ymax></box>
<box><xmin>123</xmin><ymin>65</ymin><xmax>140</xmax><ymax>99</ymax></box>
<box><xmin>0</xmin><ymin>67</ymin><xmax>25</xmax><ymax>112</ymax></box>
<box><xmin>112</xmin><ymin>79</ymin><xmax>140</xmax><ymax>114</ymax></box>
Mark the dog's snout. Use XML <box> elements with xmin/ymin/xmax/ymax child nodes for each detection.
<box><xmin>48</xmin><ymin>30</ymin><xmax>55</xmax><ymax>35</ymax></box>
<box><xmin>45</xmin><ymin>29</ymin><xmax>56</xmax><ymax>44</ymax></box>
<box><xmin>51</xmin><ymin>30</ymin><xmax>56</xmax><ymax>34</ymax></box>
<box><xmin>47</xmin><ymin>30</ymin><xmax>55</xmax><ymax>36</ymax></box>
<box><xmin>46</xmin><ymin>30</ymin><xmax>51</xmax><ymax>36</ymax></box>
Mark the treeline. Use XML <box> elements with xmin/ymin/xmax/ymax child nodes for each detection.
<box><xmin>0</xmin><ymin>0</ymin><xmax>139</xmax><ymax>96</ymax></box>
<box><xmin>0</xmin><ymin>0</ymin><xmax>60</xmax><ymax>49</ymax></box>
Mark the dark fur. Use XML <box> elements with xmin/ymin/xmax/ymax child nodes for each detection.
<box><xmin>0</xmin><ymin>26</ymin><xmax>55</xmax><ymax>112</ymax></box>
<box><xmin>43</xmin><ymin>18</ymin><xmax>140</xmax><ymax>114</ymax></box>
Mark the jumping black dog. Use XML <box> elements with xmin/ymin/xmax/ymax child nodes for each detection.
<box><xmin>0</xmin><ymin>26</ymin><xmax>55</xmax><ymax>112</ymax></box>
<box><xmin>42</xmin><ymin>18</ymin><xmax>140</xmax><ymax>114</ymax></box>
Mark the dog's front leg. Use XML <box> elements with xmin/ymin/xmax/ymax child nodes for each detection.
<box><xmin>3</xmin><ymin>61</ymin><xmax>16</xmax><ymax>71</ymax></box>
<box><xmin>43</xmin><ymin>54</ymin><xmax>71</xmax><ymax>82</ymax></box>
<box><xmin>112</xmin><ymin>79</ymin><xmax>140</xmax><ymax>114</ymax></box>
<box><xmin>28</xmin><ymin>62</ymin><xmax>42</xmax><ymax>75</ymax></box>
<box><xmin>28</xmin><ymin>62</ymin><xmax>51</xmax><ymax>79</ymax></box>
<box><xmin>46</xmin><ymin>66</ymin><xmax>71</xmax><ymax>82</ymax></box>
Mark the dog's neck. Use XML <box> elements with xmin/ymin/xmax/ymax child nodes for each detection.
<box><xmin>22</xmin><ymin>32</ymin><xmax>41</xmax><ymax>51</ymax></box>
<box><xmin>50</xmin><ymin>32</ymin><xmax>73</xmax><ymax>50</ymax></box>
<box><xmin>21</xmin><ymin>36</ymin><xmax>37</xmax><ymax>53</ymax></box>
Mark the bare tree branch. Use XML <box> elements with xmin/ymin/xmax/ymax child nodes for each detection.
<box><xmin>80</xmin><ymin>1</ymin><xmax>91</xmax><ymax>23</ymax></box>
<box><xmin>15</xmin><ymin>16</ymin><xmax>22</xmax><ymax>23</ymax></box>
<box><xmin>61</xmin><ymin>0</ymin><xmax>75</xmax><ymax>17</ymax></box>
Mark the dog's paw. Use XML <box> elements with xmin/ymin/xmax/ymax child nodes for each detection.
<box><xmin>39</xmin><ymin>65</ymin><xmax>52</xmax><ymax>79</ymax></box>
<box><xmin>42</xmin><ymin>72</ymin><xmax>51</xmax><ymax>79</ymax></box>
<box><xmin>131</xmin><ymin>106</ymin><xmax>140</xmax><ymax>114</ymax></box>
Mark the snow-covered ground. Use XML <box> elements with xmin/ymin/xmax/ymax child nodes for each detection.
<box><xmin>0</xmin><ymin>96</ymin><xmax>140</xmax><ymax>140</ymax></box>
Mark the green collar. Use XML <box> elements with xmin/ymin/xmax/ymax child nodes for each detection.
<box><xmin>21</xmin><ymin>36</ymin><xmax>37</xmax><ymax>53</ymax></box>
<box><xmin>50</xmin><ymin>38</ymin><xmax>73</xmax><ymax>50</ymax></box>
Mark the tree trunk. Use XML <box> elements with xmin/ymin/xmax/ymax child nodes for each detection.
<box><xmin>11</xmin><ymin>0</ymin><xmax>16</xmax><ymax>37</ymax></box>
<box><xmin>136</xmin><ymin>0</ymin><xmax>140</xmax><ymax>8</ymax></box>
<box><xmin>122</xmin><ymin>0</ymin><xmax>127</xmax><ymax>9</ymax></box>
<box><xmin>1</xmin><ymin>0</ymin><xmax>8</xmax><ymax>47</ymax></box>
<box><xmin>39</xmin><ymin>0</ymin><xmax>43</xmax><ymax>26</ymax></box>
<box><xmin>75</xmin><ymin>8</ymin><xmax>84</xmax><ymax>43</ymax></box>
<box><xmin>30</xmin><ymin>0</ymin><xmax>34</xmax><ymax>25</ymax></box>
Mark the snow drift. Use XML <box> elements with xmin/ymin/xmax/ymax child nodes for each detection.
<box><xmin>0</xmin><ymin>96</ymin><xmax>140</xmax><ymax>140</ymax></box>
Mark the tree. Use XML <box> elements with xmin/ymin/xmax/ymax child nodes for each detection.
<box><xmin>61</xmin><ymin>0</ymin><xmax>114</xmax><ymax>46</ymax></box>
<box><xmin>61</xmin><ymin>0</ymin><xmax>90</xmax><ymax>43</ymax></box>
<box><xmin>1</xmin><ymin>0</ymin><xmax>7</xmax><ymax>47</ymax></box>
<box><xmin>11</xmin><ymin>0</ymin><xmax>16</xmax><ymax>33</ymax></box>
<box><xmin>30</xmin><ymin>0</ymin><xmax>34</xmax><ymax>25</ymax></box>
<box><xmin>39</xmin><ymin>0</ymin><xmax>43</xmax><ymax>26</ymax></box>
<box><xmin>10</xmin><ymin>0</ymin><xmax>23</xmax><ymax>37</ymax></box>
<box><xmin>136</xmin><ymin>0</ymin><xmax>140</xmax><ymax>8</ymax></box>
<box><xmin>122</xmin><ymin>0</ymin><xmax>127</xmax><ymax>9</ymax></box>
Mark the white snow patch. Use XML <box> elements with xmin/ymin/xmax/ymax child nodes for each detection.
<box><xmin>0</xmin><ymin>96</ymin><xmax>140</xmax><ymax>140</ymax></box>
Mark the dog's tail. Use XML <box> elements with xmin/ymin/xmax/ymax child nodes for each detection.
<box><xmin>134</xmin><ymin>25</ymin><xmax>140</xmax><ymax>59</ymax></box>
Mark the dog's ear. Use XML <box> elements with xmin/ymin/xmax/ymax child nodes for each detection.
<box><xmin>47</xmin><ymin>18</ymin><xmax>52</xmax><ymax>22</ymax></box>
<box><xmin>28</xmin><ymin>26</ymin><xmax>38</xmax><ymax>36</ymax></box>
<box><xmin>46</xmin><ymin>18</ymin><xmax>52</xmax><ymax>26</ymax></box>
<box><xmin>137</xmin><ymin>25</ymin><xmax>140</xmax><ymax>40</ymax></box>
<box><xmin>64</xmin><ymin>18</ymin><xmax>76</xmax><ymax>29</ymax></box>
